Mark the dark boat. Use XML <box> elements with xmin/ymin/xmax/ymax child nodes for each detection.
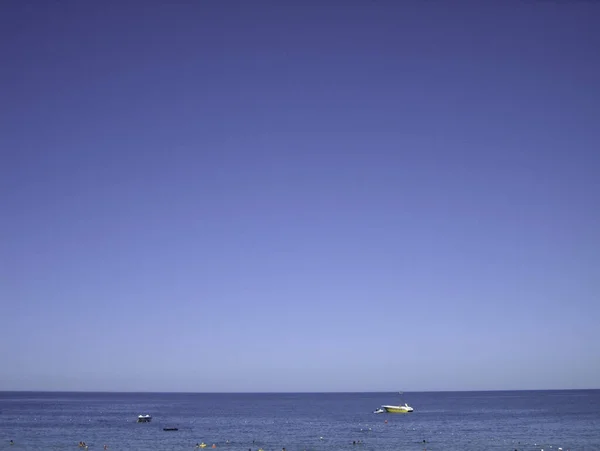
<box><xmin>163</xmin><ymin>427</ymin><xmax>179</xmax><ymax>431</ymax></box>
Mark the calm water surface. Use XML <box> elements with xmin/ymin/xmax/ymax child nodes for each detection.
<box><xmin>0</xmin><ymin>391</ymin><xmax>599</xmax><ymax>450</ymax></box>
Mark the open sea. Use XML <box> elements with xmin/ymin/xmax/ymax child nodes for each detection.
<box><xmin>0</xmin><ymin>390</ymin><xmax>599</xmax><ymax>451</ymax></box>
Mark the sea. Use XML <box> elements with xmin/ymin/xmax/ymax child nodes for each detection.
<box><xmin>0</xmin><ymin>390</ymin><xmax>599</xmax><ymax>451</ymax></box>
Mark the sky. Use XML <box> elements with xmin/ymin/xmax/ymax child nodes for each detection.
<box><xmin>0</xmin><ymin>0</ymin><xmax>599</xmax><ymax>393</ymax></box>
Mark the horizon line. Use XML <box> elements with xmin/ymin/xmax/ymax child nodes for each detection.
<box><xmin>1</xmin><ymin>388</ymin><xmax>598</xmax><ymax>394</ymax></box>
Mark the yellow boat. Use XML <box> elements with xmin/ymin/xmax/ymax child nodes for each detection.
<box><xmin>381</xmin><ymin>392</ymin><xmax>414</xmax><ymax>413</ymax></box>
<box><xmin>381</xmin><ymin>403</ymin><xmax>413</xmax><ymax>413</ymax></box>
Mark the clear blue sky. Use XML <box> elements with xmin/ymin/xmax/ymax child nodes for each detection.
<box><xmin>1</xmin><ymin>1</ymin><xmax>599</xmax><ymax>392</ymax></box>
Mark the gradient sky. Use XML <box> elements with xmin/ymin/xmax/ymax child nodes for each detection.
<box><xmin>1</xmin><ymin>1</ymin><xmax>599</xmax><ymax>392</ymax></box>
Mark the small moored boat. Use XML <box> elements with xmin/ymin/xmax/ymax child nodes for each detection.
<box><xmin>163</xmin><ymin>427</ymin><xmax>179</xmax><ymax>431</ymax></box>
<box><xmin>381</xmin><ymin>402</ymin><xmax>413</xmax><ymax>413</ymax></box>
<box><xmin>380</xmin><ymin>392</ymin><xmax>414</xmax><ymax>413</ymax></box>
<box><xmin>137</xmin><ymin>414</ymin><xmax>152</xmax><ymax>423</ymax></box>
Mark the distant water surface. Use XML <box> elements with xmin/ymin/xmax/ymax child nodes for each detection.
<box><xmin>0</xmin><ymin>390</ymin><xmax>599</xmax><ymax>450</ymax></box>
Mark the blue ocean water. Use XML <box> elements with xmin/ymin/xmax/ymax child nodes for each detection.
<box><xmin>0</xmin><ymin>391</ymin><xmax>598</xmax><ymax>451</ymax></box>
